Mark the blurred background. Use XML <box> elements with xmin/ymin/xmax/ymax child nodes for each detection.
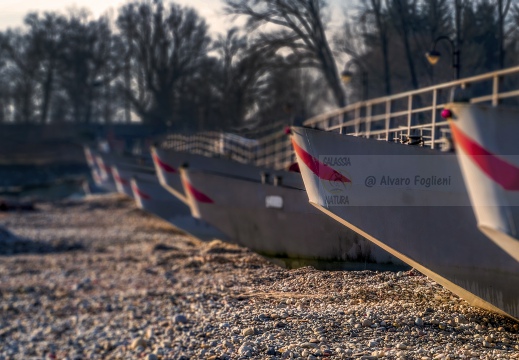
<box><xmin>1</xmin><ymin>0</ymin><xmax>518</xmax><ymax>198</ymax></box>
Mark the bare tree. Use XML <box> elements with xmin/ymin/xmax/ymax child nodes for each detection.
<box><xmin>56</xmin><ymin>12</ymin><xmax>120</xmax><ymax>123</ymax></box>
<box><xmin>387</xmin><ymin>0</ymin><xmax>420</xmax><ymax>90</ymax></box>
<box><xmin>496</xmin><ymin>0</ymin><xmax>512</xmax><ymax>69</ymax></box>
<box><xmin>0</xmin><ymin>34</ymin><xmax>8</xmax><ymax>123</ymax></box>
<box><xmin>117</xmin><ymin>0</ymin><xmax>211</xmax><ymax>127</ymax></box>
<box><xmin>212</xmin><ymin>28</ymin><xmax>277</xmax><ymax>128</ymax></box>
<box><xmin>1</xmin><ymin>30</ymin><xmax>39</xmax><ymax>123</ymax></box>
<box><xmin>225</xmin><ymin>0</ymin><xmax>345</xmax><ymax>107</ymax></box>
<box><xmin>23</xmin><ymin>13</ymin><xmax>64</xmax><ymax>124</ymax></box>
<box><xmin>367</xmin><ymin>0</ymin><xmax>392</xmax><ymax>95</ymax></box>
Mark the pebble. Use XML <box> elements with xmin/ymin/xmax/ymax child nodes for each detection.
<box><xmin>238</xmin><ymin>342</ymin><xmax>254</xmax><ymax>356</ymax></box>
<box><xmin>131</xmin><ymin>337</ymin><xmax>147</xmax><ymax>349</ymax></box>
<box><xmin>0</xmin><ymin>195</ymin><xmax>518</xmax><ymax>360</ymax></box>
<box><xmin>241</xmin><ymin>327</ymin><xmax>255</xmax><ymax>336</ymax></box>
<box><xmin>173</xmin><ymin>314</ymin><xmax>187</xmax><ymax>324</ymax></box>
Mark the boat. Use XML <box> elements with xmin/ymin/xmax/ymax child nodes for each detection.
<box><xmin>180</xmin><ymin>166</ymin><xmax>403</xmax><ymax>268</ymax></box>
<box><xmin>112</xmin><ymin>163</ymin><xmax>150</xmax><ymax>197</ymax></box>
<box><xmin>83</xmin><ymin>146</ymin><xmax>109</xmax><ymax>193</ymax></box>
<box><xmin>84</xmin><ymin>145</ymin><xmax>98</xmax><ymax>174</ymax></box>
<box><xmin>290</xmin><ymin>66</ymin><xmax>519</xmax><ymax>320</ymax></box>
<box><xmin>153</xmin><ymin>124</ymin><xmax>402</xmax><ymax>267</ymax></box>
<box><xmin>86</xmin><ymin>142</ymin><xmax>154</xmax><ymax>194</ymax></box>
<box><xmin>151</xmin><ymin>141</ymin><xmax>303</xmax><ymax>204</ymax></box>
<box><xmin>445</xmin><ymin>103</ymin><xmax>519</xmax><ymax>262</ymax></box>
<box><xmin>95</xmin><ymin>152</ymin><xmax>120</xmax><ymax>193</ymax></box>
<box><xmin>85</xmin><ymin>145</ymin><xmax>224</xmax><ymax>241</ymax></box>
<box><xmin>130</xmin><ymin>171</ymin><xmax>227</xmax><ymax>241</ymax></box>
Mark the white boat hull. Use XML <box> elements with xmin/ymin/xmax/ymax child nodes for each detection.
<box><xmin>131</xmin><ymin>172</ymin><xmax>226</xmax><ymax>241</ymax></box>
<box><xmin>151</xmin><ymin>147</ymin><xmax>303</xmax><ymax>204</ymax></box>
<box><xmin>291</xmin><ymin>126</ymin><xmax>519</xmax><ymax>320</ymax></box>
<box><xmin>90</xmin><ymin>151</ymin><xmax>117</xmax><ymax>192</ymax></box>
<box><xmin>180</xmin><ymin>168</ymin><xmax>402</xmax><ymax>267</ymax></box>
<box><xmin>447</xmin><ymin>103</ymin><xmax>519</xmax><ymax>262</ymax></box>
<box><xmin>112</xmin><ymin>164</ymin><xmax>153</xmax><ymax>197</ymax></box>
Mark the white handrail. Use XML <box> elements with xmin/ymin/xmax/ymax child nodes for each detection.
<box><xmin>158</xmin><ymin>123</ymin><xmax>294</xmax><ymax>170</ymax></box>
<box><xmin>159</xmin><ymin>66</ymin><xmax>519</xmax><ymax>167</ymax></box>
<box><xmin>302</xmin><ymin>65</ymin><xmax>519</xmax><ymax>149</ymax></box>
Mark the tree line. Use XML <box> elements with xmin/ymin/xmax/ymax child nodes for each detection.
<box><xmin>0</xmin><ymin>0</ymin><xmax>517</xmax><ymax>130</ymax></box>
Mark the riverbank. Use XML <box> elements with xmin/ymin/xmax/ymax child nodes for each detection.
<box><xmin>0</xmin><ymin>194</ymin><xmax>518</xmax><ymax>359</ymax></box>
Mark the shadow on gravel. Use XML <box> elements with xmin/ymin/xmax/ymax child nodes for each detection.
<box><xmin>76</xmin><ymin>194</ymin><xmax>134</xmax><ymax>211</ymax></box>
<box><xmin>126</xmin><ymin>208</ymin><xmax>189</xmax><ymax>235</ymax></box>
<box><xmin>202</xmin><ymin>240</ymin><xmax>246</xmax><ymax>254</ymax></box>
<box><xmin>0</xmin><ymin>226</ymin><xmax>84</xmax><ymax>256</ymax></box>
<box><xmin>125</xmin><ymin>207</ymin><xmax>157</xmax><ymax>218</ymax></box>
<box><xmin>0</xmin><ymin>199</ymin><xmax>36</xmax><ymax>212</ymax></box>
<box><xmin>152</xmin><ymin>243</ymin><xmax>179</xmax><ymax>252</ymax></box>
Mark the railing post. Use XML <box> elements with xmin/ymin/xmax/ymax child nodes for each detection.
<box><xmin>431</xmin><ymin>89</ymin><xmax>437</xmax><ymax>149</ymax></box>
<box><xmin>385</xmin><ymin>100</ymin><xmax>391</xmax><ymax>142</ymax></box>
<box><xmin>275</xmin><ymin>136</ymin><xmax>280</xmax><ymax>169</ymax></box>
<box><xmin>492</xmin><ymin>75</ymin><xmax>500</xmax><ymax>106</ymax></box>
<box><xmin>355</xmin><ymin>105</ymin><xmax>361</xmax><ymax>135</ymax></box>
<box><xmin>366</xmin><ymin>104</ymin><xmax>372</xmax><ymax>138</ymax></box>
<box><xmin>407</xmin><ymin>95</ymin><xmax>413</xmax><ymax>137</ymax></box>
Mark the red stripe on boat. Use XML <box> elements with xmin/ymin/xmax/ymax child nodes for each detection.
<box><xmin>291</xmin><ymin>138</ymin><xmax>351</xmax><ymax>183</ymax></box>
<box><xmin>114</xmin><ymin>173</ymin><xmax>129</xmax><ymax>186</ymax></box>
<box><xmin>450</xmin><ymin>122</ymin><xmax>519</xmax><ymax>191</ymax></box>
<box><xmin>182</xmin><ymin>178</ymin><xmax>214</xmax><ymax>203</ymax></box>
<box><xmin>131</xmin><ymin>184</ymin><xmax>151</xmax><ymax>200</ymax></box>
<box><xmin>288</xmin><ymin>162</ymin><xmax>300</xmax><ymax>173</ymax></box>
<box><xmin>153</xmin><ymin>153</ymin><xmax>176</xmax><ymax>173</ymax></box>
<box><xmin>97</xmin><ymin>158</ymin><xmax>111</xmax><ymax>173</ymax></box>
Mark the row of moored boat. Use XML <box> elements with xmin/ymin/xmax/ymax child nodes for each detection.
<box><xmin>85</xmin><ymin>66</ymin><xmax>519</xmax><ymax>321</ymax></box>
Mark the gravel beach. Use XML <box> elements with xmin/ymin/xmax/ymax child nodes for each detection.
<box><xmin>1</xmin><ymin>194</ymin><xmax>518</xmax><ymax>360</ymax></box>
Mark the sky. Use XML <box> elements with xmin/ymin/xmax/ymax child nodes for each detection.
<box><xmin>0</xmin><ymin>0</ymin><xmax>349</xmax><ymax>34</ymax></box>
<box><xmin>0</xmin><ymin>0</ymin><xmax>228</xmax><ymax>33</ymax></box>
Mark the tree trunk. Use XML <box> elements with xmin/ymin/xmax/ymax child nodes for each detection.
<box><xmin>393</xmin><ymin>0</ymin><xmax>419</xmax><ymax>90</ymax></box>
<box><xmin>372</xmin><ymin>0</ymin><xmax>392</xmax><ymax>95</ymax></box>
<box><xmin>40</xmin><ymin>62</ymin><xmax>54</xmax><ymax>124</ymax></box>
<box><xmin>497</xmin><ymin>0</ymin><xmax>511</xmax><ymax>69</ymax></box>
<box><xmin>311</xmin><ymin>2</ymin><xmax>346</xmax><ymax>107</ymax></box>
<box><xmin>455</xmin><ymin>0</ymin><xmax>462</xmax><ymax>77</ymax></box>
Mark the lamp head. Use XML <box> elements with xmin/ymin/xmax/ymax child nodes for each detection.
<box><xmin>441</xmin><ymin>108</ymin><xmax>452</xmax><ymax>119</ymax></box>
<box><xmin>340</xmin><ymin>70</ymin><xmax>354</xmax><ymax>83</ymax></box>
<box><xmin>425</xmin><ymin>50</ymin><xmax>441</xmax><ymax>65</ymax></box>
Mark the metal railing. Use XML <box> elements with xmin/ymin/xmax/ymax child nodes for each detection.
<box><xmin>255</xmin><ymin>131</ymin><xmax>294</xmax><ymax>170</ymax></box>
<box><xmin>157</xmin><ymin>66</ymin><xmax>519</xmax><ymax>168</ymax></box>
<box><xmin>157</xmin><ymin>122</ymin><xmax>295</xmax><ymax>170</ymax></box>
<box><xmin>303</xmin><ymin>65</ymin><xmax>519</xmax><ymax>149</ymax></box>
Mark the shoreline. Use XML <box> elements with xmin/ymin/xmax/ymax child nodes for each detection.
<box><xmin>0</xmin><ymin>194</ymin><xmax>518</xmax><ymax>359</ymax></box>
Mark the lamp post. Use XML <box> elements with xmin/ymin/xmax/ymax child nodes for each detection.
<box><xmin>425</xmin><ymin>35</ymin><xmax>460</xmax><ymax>80</ymax></box>
<box><xmin>341</xmin><ymin>58</ymin><xmax>368</xmax><ymax>101</ymax></box>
